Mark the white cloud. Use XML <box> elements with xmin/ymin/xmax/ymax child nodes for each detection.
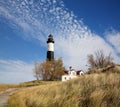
<box><xmin>55</xmin><ymin>34</ymin><xmax>119</xmax><ymax>70</ymax></box>
<box><xmin>0</xmin><ymin>0</ymin><xmax>120</xmax><ymax>72</ymax></box>
<box><xmin>105</xmin><ymin>30</ymin><xmax>120</xmax><ymax>53</ymax></box>
<box><xmin>0</xmin><ymin>59</ymin><xmax>35</xmax><ymax>84</ymax></box>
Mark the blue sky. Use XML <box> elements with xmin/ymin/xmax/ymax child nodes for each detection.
<box><xmin>0</xmin><ymin>0</ymin><xmax>120</xmax><ymax>83</ymax></box>
<box><xmin>64</xmin><ymin>0</ymin><xmax>120</xmax><ymax>35</ymax></box>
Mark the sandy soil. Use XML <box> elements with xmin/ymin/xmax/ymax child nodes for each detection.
<box><xmin>0</xmin><ymin>88</ymin><xmax>19</xmax><ymax>107</ymax></box>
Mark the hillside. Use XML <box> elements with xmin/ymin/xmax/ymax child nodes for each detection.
<box><xmin>0</xmin><ymin>81</ymin><xmax>59</xmax><ymax>94</ymax></box>
<box><xmin>8</xmin><ymin>72</ymin><xmax>120</xmax><ymax>107</ymax></box>
<box><xmin>88</xmin><ymin>64</ymin><xmax>120</xmax><ymax>74</ymax></box>
<box><xmin>0</xmin><ymin>84</ymin><xmax>19</xmax><ymax>93</ymax></box>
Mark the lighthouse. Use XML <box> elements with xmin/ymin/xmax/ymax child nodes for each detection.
<box><xmin>46</xmin><ymin>34</ymin><xmax>54</xmax><ymax>61</ymax></box>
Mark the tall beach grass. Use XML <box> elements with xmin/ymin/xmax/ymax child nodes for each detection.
<box><xmin>0</xmin><ymin>84</ymin><xmax>19</xmax><ymax>93</ymax></box>
<box><xmin>8</xmin><ymin>73</ymin><xmax>120</xmax><ymax>107</ymax></box>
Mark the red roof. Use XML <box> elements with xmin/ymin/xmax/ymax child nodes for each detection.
<box><xmin>64</xmin><ymin>70</ymin><xmax>83</xmax><ymax>75</ymax></box>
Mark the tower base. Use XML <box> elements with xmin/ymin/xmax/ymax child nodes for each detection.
<box><xmin>47</xmin><ymin>51</ymin><xmax>54</xmax><ymax>61</ymax></box>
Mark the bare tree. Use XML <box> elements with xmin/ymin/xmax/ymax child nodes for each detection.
<box><xmin>33</xmin><ymin>58</ymin><xmax>65</xmax><ymax>81</ymax></box>
<box><xmin>33</xmin><ymin>62</ymin><xmax>42</xmax><ymax>80</ymax></box>
<box><xmin>87</xmin><ymin>50</ymin><xmax>114</xmax><ymax>69</ymax></box>
<box><xmin>87</xmin><ymin>54</ymin><xmax>95</xmax><ymax>68</ymax></box>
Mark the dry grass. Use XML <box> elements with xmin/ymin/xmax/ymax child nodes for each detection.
<box><xmin>88</xmin><ymin>64</ymin><xmax>120</xmax><ymax>74</ymax></box>
<box><xmin>0</xmin><ymin>80</ymin><xmax>56</xmax><ymax>93</ymax></box>
<box><xmin>0</xmin><ymin>84</ymin><xmax>19</xmax><ymax>93</ymax></box>
<box><xmin>19</xmin><ymin>80</ymin><xmax>56</xmax><ymax>87</ymax></box>
<box><xmin>8</xmin><ymin>73</ymin><xmax>120</xmax><ymax>107</ymax></box>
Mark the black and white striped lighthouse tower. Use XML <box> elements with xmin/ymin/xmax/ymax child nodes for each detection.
<box><xmin>46</xmin><ymin>34</ymin><xmax>54</xmax><ymax>61</ymax></box>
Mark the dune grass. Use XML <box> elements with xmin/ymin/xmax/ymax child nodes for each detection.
<box><xmin>0</xmin><ymin>84</ymin><xmax>19</xmax><ymax>93</ymax></box>
<box><xmin>0</xmin><ymin>80</ymin><xmax>57</xmax><ymax>93</ymax></box>
<box><xmin>18</xmin><ymin>80</ymin><xmax>57</xmax><ymax>87</ymax></box>
<box><xmin>8</xmin><ymin>73</ymin><xmax>120</xmax><ymax>107</ymax></box>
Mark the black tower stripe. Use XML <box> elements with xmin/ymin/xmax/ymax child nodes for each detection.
<box><xmin>47</xmin><ymin>51</ymin><xmax>54</xmax><ymax>61</ymax></box>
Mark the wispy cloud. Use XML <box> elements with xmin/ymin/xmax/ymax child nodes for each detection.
<box><xmin>0</xmin><ymin>59</ymin><xmax>35</xmax><ymax>83</ymax></box>
<box><xmin>55</xmin><ymin>34</ymin><xmax>119</xmax><ymax>70</ymax></box>
<box><xmin>0</xmin><ymin>0</ymin><xmax>120</xmax><ymax>71</ymax></box>
<box><xmin>105</xmin><ymin>30</ymin><xmax>120</xmax><ymax>53</ymax></box>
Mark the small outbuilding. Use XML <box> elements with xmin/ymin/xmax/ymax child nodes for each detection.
<box><xmin>62</xmin><ymin>66</ymin><xmax>84</xmax><ymax>81</ymax></box>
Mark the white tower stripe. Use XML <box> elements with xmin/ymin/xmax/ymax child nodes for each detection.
<box><xmin>48</xmin><ymin>43</ymin><xmax>54</xmax><ymax>51</ymax></box>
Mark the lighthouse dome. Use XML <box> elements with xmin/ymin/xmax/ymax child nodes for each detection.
<box><xmin>47</xmin><ymin>34</ymin><xmax>54</xmax><ymax>43</ymax></box>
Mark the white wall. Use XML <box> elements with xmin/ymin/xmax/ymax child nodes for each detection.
<box><xmin>62</xmin><ymin>70</ymin><xmax>77</xmax><ymax>81</ymax></box>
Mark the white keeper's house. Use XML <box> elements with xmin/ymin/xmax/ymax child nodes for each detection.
<box><xmin>62</xmin><ymin>66</ymin><xmax>84</xmax><ymax>81</ymax></box>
